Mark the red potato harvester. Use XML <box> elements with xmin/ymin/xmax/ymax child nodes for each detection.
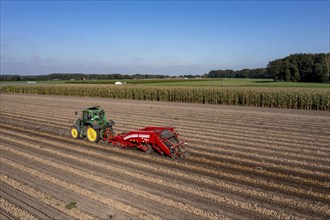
<box><xmin>105</xmin><ymin>126</ymin><xmax>188</xmax><ymax>158</ymax></box>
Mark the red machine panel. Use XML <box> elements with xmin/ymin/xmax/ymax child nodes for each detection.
<box><xmin>105</xmin><ymin>127</ymin><xmax>188</xmax><ymax>158</ymax></box>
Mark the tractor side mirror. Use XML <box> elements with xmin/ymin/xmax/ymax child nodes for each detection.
<box><xmin>75</xmin><ymin>111</ymin><xmax>78</xmax><ymax>115</ymax></box>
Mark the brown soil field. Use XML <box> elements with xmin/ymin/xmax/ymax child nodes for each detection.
<box><xmin>0</xmin><ymin>93</ymin><xmax>329</xmax><ymax>220</ymax></box>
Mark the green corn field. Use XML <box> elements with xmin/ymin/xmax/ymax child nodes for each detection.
<box><xmin>1</xmin><ymin>85</ymin><xmax>329</xmax><ymax>110</ymax></box>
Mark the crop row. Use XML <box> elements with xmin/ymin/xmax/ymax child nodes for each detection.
<box><xmin>0</xmin><ymin>197</ymin><xmax>38</xmax><ymax>220</ymax></box>
<box><xmin>2</xmin><ymin>108</ymin><xmax>328</xmax><ymax>161</ymax></box>
<box><xmin>0</xmin><ymin>175</ymin><xmax>94</xmax><ymax>220</ymax></box>
<box><xmin>2</xmin><ymin>123</ymin><xmax>328</xmax><ymax>203</ymax></box>
<box><xmin>4</xmin><ymin>102</ymin><xmax>329</xmax><ymax>141</ymax></box>
<box><xmin>2</xmin><ymin>111</ymin><xmax>329</xmax><ymax>186</ymax></box>
<box><xmin>1</xmin><ymin>94</ymin><xmax>328</xmax><ymax>219</ymax></box>
<box><xmin>2</xmin><ymin>127</ymin><xmax>328</xmax><ymax>212</ymax></box>
<box><xmin>1</xmin><ymin>111</ymin><xmax>328</xmax><ymax>175</ymax></box>
<box><xmin>2</xmin><ymin>94</ymin><xmax>329</xmax><ymax>143</ymax></box>
<box><xmin>1</xmin><ymin>144</ymin><xmax>225</xmax><ymax>220</ymax></box>
<box><xmin>1</xmin><ymin>109</ymin><xmax>329</xmax><ymax>177</ymax></box>
<box><xmin>1</xmin><ymin>135</ymin><xmax>326</xmax><ymax>218</ymax></box>
<box><xmin>3</xmin><ymin>94</ymin><xmax>328</xmax><ymax>129</ymax></box>
<box><xmin>2</xmin><ymin>127</ymin><xmax>327</xmax><ymax>192</ymax></box>
<box><xmin>1</xmin><ymin>85</ymin><xmax>329</xmax><ymax>110</ymax></box>
<box><xmin>4</xmin><ymin>102</ymin><xmax>330</xmax><ymax>147</ymax></box>
<box><xmin>2</xmin><ymin>107</ymin><xmax>327</xmax><ymax>169</ymax></box>
<box><xmin>0</xmin><ymin>155</ymin><xmax>161</xmax><ymax>220</ymax></box>
<box><xmin>2</xmin><ymin>125</ymin><xmax>329</xmax><ymax>219</ymax></box>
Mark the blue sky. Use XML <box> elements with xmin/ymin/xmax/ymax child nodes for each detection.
<box><xmin>1</xmin><ymin>0</ymin><xmax>329</xmax><ymax>75</ymax></box>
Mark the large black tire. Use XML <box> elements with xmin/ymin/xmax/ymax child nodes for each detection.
<box><xmin>86</xmin><ymin>126</ymin><xmax>100</xmax><ymax>143</ymax></box>
<box><xmin>170</xmin><ymin>148</ymin><xmax>178</xmax><ymax>160</ymax></box>
<box><xmin>145</xmin><ymin>144</ymin><xmax>153</xmax><ymax>154</ymax></box>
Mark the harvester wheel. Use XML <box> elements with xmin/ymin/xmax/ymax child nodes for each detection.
<box><xmin>71</xmin><ymin>127</ymin><xmax>79</xmax><ymax>139</ymax></box>
<box><xmin>145</xmin><ymin>144</ymin><xmax>153</xmax><ymax>154</ymax></box>
<box><xmin>86</xmin><ymin>126</ymin><xmax>100</xmax><ymax>143</ymax></box>
<box><xmin>170</xmin><ymin>149</ymin><xmax>178</xmax><ymax>160</ymax></box>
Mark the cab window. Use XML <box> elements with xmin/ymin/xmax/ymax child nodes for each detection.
<box><xmin>99</xmin><ymin>111</ymin><xmax>104</xmax><ymax>118</ymax></box>
<box><xmin>83</xmin><ymin>112</ymin><xmax>91</xmax><ymax>120</ymax></box>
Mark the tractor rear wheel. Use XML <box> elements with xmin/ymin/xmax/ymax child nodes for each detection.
<box><xmin>86</xmin><ymin>126</ymin><xmax>100</xmax><ymax>143</ymax></box>
<box><xmin>71</xmin><ymin>127</ymin><xmax>79</xmax><ymax>139</ymax></box>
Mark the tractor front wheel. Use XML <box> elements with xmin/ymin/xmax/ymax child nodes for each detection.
<box><xmin>86</xmin><ymin>126</ymin><xmax>100</xmax><ymax>143</ymax></box>
<box><xmin>71</xmin><ymin>127</ymin><xmax>80</xmax><ymax>139</ymax></box>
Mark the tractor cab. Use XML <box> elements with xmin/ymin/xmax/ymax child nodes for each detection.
<box><xmin>83</xmin><ymin>107</ymin><xmax>105</xmax><ymax>122</ymax></box>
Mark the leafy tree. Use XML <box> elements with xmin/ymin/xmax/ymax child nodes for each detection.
<box><xmin>267</xmin><ymin>53</ymin><xmax>329</xmax><ymax>83</ymax></box>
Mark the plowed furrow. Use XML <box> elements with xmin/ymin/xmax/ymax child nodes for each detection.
<box><xmin>1</xmin><ymin>181</ymin><xmax>73</xmax><ymax>220</ymax></box>
<box><xmin>1</xmin><ymin>121</ymin><xmax>328</xmax><ymax>190</ymax></box>
<box><xmin>183</xmin><ymin>156</ymin><xmax>329</xmax><ymax>191</ymax></box>
<box><xmin>0</xmin><ymin>147</ymin><xmax>227</xmax><ymax>220</ymax></box>
<box><xmin>2</xmin><ymin>104</ymin><xmax>329</xmax><ymax>153</ymax></box>
<box><xmin>1</xmin><ymin>149</ymin><xmax>201</xmax><ymax>220</ymax></box>
<box><xmin>4</xmin><ymin>125</ymin><xmax>329</xmax><ymax>193</ymax></box>
<box><xmin>2</xmin><ymin>103</ymin><xmax>330</xmax><ymax>144</ymax></box>
<box><xmin>185</xmin><ymin>151</ymin><xmax>330</xmax><ymax>183</ymax></box>
<box><xmin>186</xmin><ymin>138</ymin><xmax>330</xmax><ymax>165</ymax></box>
<box><xmin>0</xmin><ymin>163</ymin><xmax>131</xmax><ymax>220</ymax></box>
<box><xmin>2</xmin><ymin>105</ymin><xmax>330</xmax><ymax>146</ymax></box>
<box><xmin>0</xmin><ymin>156</ymin><xmax>162</xmax><ymax>220</ymax></box>
<box><xmin>186</xmin><ymin>146</ymin><xmax>330</xmax><ymax>177</ymax></box>
<box><xmin>111</xmin><ymin>110</ymin><xmax>330</xmax><ymax>135</ymax></box>
<box><xmin>2</xmin><ymin>98</ymin><xmax>329</xmax><ymax>135</ymax></box>
<box><xmin>0</xmin><ymin>197</ymin><xmax>38</xmax><ymax>220</ymax></box>
<box><xmin>0</xmin><ymin>211</ymin><xmax>15</xmax><ymax>220</ymax></box>
<box><xmin>1</xmin><ymin>94</ymin><xmax>329</xmax><ymax>220</ymax></box>
<box><xmin>3</xmin><ymin>94</ymin><xmax>328</xmax><ymax>123</ymax></box>
<box><xmin>1</xmin><ymin>127</ymin><xmax>328</xmax><ymax>218</ymax></box>
<box><xmin>1</xmin><ymin>117</ymin><xmax>328</xmax><ymax>175</ymax></box>
<box><xmin>2</xmin><ymin>107</ymin><xmax>329</xmax><ymax>155</ymax></box>
<box><xmin>4</xmin><ymin>97</ymin><xmax>322</xmax><ymax>126</ymax></box>
<box><xmin>1</xmin><ymin>147</ymin><xmax>255</xmax><ymax>219</ymax></box>
<box><xmin>113</xmin><ymin>116</ymin><xmax>330</xmax><ymax>149</ymax></box>
<box><xmin>3</xmin><ymin>135</ymin><xmax>324</xmax><ymax>219</ymax></box>
<box><xmin>2</xmin><ymin>110</ymin><xmax>329</xmax><ymax>164</ymax></box>
<box><xmin>1</xmin><ymin>123</ymin><xmax>328</xmax><ymax>204</ymax></box>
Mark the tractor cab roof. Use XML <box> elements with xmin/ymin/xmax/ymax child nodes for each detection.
<box><xmin>84</xmin><ymin>106</ymin><xmax>104</xmax><ymax>112</ymax></box>
<box><xmin>82</xmin><ymin>106</ymin><xmax>107</xmax><ymax>121</ymax></box>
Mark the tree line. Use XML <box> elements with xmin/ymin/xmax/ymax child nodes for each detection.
<box><xmin>266</xmin><ymin>53</ymin><xmax>329</xmax><ymax>82</ymax></box>
<box><xmin>1</xmin><ymin>53</ymin><xmax>329</xmax><ymax>82</ymax></box>
<box><xmin>207</xmin><ymin>68</ymin><xmax>270</xmax><ymax>79</ymax></box>
<box><xmin>0</xmin><ymin>73</ymin><xmax>171</xmax><ymax>81</ymax></box>
<box><xmin>207</xmin><ymin>53</ymin><xmax>329</xmax><ymax>82</ymax></box>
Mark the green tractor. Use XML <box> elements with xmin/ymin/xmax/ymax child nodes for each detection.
<box><xmin>71</xmin><ymin>106</ymin><xmax>115</xmax><ymax>143</ymax></box>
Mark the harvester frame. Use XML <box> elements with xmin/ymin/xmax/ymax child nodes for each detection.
<box><xmin>106</xmin><ymin>126</ymin><xmax>188</xmax><ymax>158</ymax></box>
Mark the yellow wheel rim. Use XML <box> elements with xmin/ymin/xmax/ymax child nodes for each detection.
<box><xmin>87</xmin><ymin>127</ymin><xmax>97</xmax><ymax>141</ymax></box>
<box><xmin>71</xmin><ymin>128</ymin><xmax>78</xmax><ymax>138</ymax></box>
